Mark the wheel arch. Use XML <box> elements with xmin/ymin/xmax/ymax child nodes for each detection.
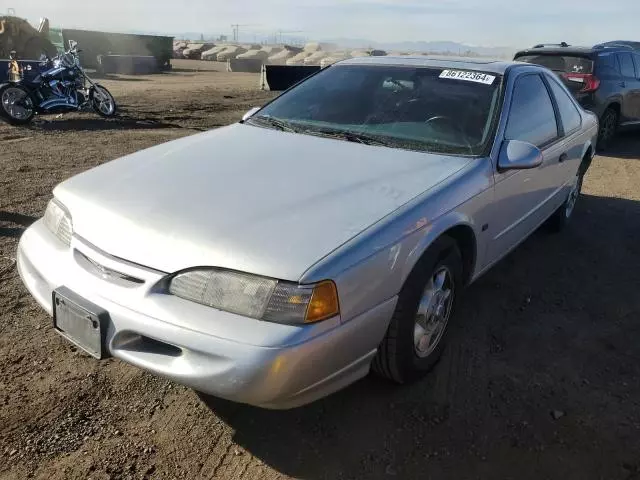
<box><xmin>400</xmin><ymin>216</ymin><xmax>479</xmax><ymax>290</ymax></box>
<box><xmin>604</xmin><ymin>101</ymin><xmax>621</xmax><ymax>116</ymax></box>
<box><xmin>580</xmin><ymin>139</ymin><xmax>596</xmax><ymax>176</ymax></box>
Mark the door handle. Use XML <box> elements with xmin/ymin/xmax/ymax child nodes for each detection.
<box><xmin>559</xmin><ymin>153</ymin><xmax>568</xmax><ymax>163</ymax></box>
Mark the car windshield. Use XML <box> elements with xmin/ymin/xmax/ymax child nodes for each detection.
<box><xmin>516</xmin><ymin>54</ymin><xmax>594</xmax><ymax>74</ymax></box>
<box><xmin>249</xmin><ymin>64</ymin><xmax>503</xmax><ymax>156</ymax></box>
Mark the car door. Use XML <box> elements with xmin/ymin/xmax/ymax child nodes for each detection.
<box><xmin>543</xmin><ymin>73</ymin><xmax>585</xmax><ymax>183</ymax></box>
<box><xmin>616</xmin><ymin>52</ymin><xmax>640</xmax><ymax>123</ymax></box>
<box><xmin>488</xmin><ymin>72</ymin><xmax>566</xmax><ymax>262</ymax></box>
<box><xmin>627</xmin><ymin>53</ymin><xmax>640</xmax><ymax>122</ymax></box>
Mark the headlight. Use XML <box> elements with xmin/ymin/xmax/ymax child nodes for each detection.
<box><xmin>43</xmin><ymin>199</ymin><xmax>73</xmax><ymax>246</ymax></box>
<box><xmin>168</xmin><ymin>269</ymin><xmax>339</xmax><ymax>324</ymax></box>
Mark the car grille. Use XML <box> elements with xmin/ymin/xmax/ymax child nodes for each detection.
<box><xmin>74</xmin><ymin>250</ymin><xmax>144</xmax><ymax>288</ymax></box>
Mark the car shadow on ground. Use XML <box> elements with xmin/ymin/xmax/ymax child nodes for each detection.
<box><xmin>86</xmin><ymin>72</ymin><xmax>151</xmax><ymax>82</ymax></box>
<box><xmin>199</xmin><ymin>193</ymin><xmax>640</xmax><ymax>480</ymax></box>
<box><xmin>606</xmin><ymin>130</ymin><xmax>640</xmax><ymax>160</ymax></box>
<box><xmin>0</xmin><ymin>211</ymin><xmax>37</xmax><ymax>238</ymax></box>
<box><xmin>31</xmin><ymin>115</ymin><xmax>185</xmax><ymax>132</ymax></box>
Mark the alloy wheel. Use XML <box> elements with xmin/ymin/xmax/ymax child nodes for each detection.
<box><xmin>1</xmin><ymin>87</ymin><xmax>33</xmax><ymax>120</ymax></box>
<box><xmin>414</xmin><ymin>267</ymin><xmax>455</xmax><ymax>358</ymax></box>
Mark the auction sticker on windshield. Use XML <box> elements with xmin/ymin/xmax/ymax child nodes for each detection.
<box><xmin>439</xmin><ymin>70</ymin><xmax>496</xmax><ymax>85</ymax></box>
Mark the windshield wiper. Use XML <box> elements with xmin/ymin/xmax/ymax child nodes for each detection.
<box><xmin>247</xmin><ymin>115</ymin><xmax>299</xmax><ymax>133</ymax></box>
<box><xmin>302</xmin><ymin>128</ymin><xmax>393</xmax><ymax>147</ymax></box>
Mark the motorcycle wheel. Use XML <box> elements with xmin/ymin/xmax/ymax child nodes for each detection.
<box><xmin>0</xmin><ymin>84</ymin><xmax>35</xmax><ymax>125</ymax></box>
<box><xmin>90</xmin><ymin>84</ymin><xmax>117</xmax><ymax>118</ymax></box>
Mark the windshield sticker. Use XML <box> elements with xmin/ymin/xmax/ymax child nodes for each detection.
<box><xmin>439</xmin><ymin>70</ymin><xmax>496</xmax><ymax>85</ymax></box>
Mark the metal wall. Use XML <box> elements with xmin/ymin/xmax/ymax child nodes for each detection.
<box><xmin>60</xmin><ymin>29</ymin><xmax>174</xmax><ymax>70</ymax></box>
<box><xmin>260</xmin><ymin>65</ymin><xmax>321</xmax><ymax>91</ymax></box>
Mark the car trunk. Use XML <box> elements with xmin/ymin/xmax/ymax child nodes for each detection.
<box><xmin>515</xmin><ymin>53</ymin><xmax>595</xmax><ymax>95</ymax></box>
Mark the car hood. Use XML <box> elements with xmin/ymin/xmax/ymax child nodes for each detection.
<box><xmin>55</xmin><ymin>124</ymin><xmax>471</xmax><ymax>281</ymax></box>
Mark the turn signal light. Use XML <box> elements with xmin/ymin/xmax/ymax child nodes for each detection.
<box><xmin>305</xmin><ymin>281</ymin><xmax>340</xmax><ymax>323</ymax></box>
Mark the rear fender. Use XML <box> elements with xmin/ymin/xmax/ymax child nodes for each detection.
<box><xmin>579</xmin><ymin>138</ymin><xmax>596</xmax><ymax>175</ymax></box>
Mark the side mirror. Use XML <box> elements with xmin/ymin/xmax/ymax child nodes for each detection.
<box><xmin>242</xmin><ymin>107</ymin><xmax>260</xmax><ymax>122</ymax></box>
<box><xmin>69</xmin><ymin>40</ymin><xmax>78</xmax><ymax>50</ymax></box>
<box><xmin>498</xmin><ymin>139</ymin><xmax>543</xmax><ymax>171</ymax></box>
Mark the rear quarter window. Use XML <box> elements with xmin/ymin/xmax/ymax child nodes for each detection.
<box><xmin>595</xmin><ymin>53</ymin><xmax>621</xmax><ymax>79</ymax></box>
<box><xmin>546</xmin><ymin>75</ymin><xmax>582</xmax><ymax>133</ymax></box>
<box><xmin>617</xmin><ymin>53</ymin><xmax>637</xmax><ymax>79</ymax></box>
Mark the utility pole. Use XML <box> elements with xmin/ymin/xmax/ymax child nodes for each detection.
<box><xmin>231</xmin><ymin>24</ymin><xmax>258</xmax><ymax>43</ymax></box>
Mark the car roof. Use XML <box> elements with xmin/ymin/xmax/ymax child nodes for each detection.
<box><xmin>516</xmin><ymin>46</ymin><xmax>596</xmax><ymax>56</ymax></box>
<box><xmin>515</xmin><ymin>43</ymin><xmax>640</xmax><ymax>57</ymax></box>
<box><xmin>338</xmin><ymin>55</ymin><xmax>517</xmax><ymax>74</ymax></box>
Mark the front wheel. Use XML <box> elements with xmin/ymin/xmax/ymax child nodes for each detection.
<box><xmin>372</xmin><ymin>236</ymin><xmax>463</xmax><ymax>384</ymax></box>
<box><xmin>0</xmin><ymin>84</ymin><xmax>35</xmax><ymax>125</ymax></box>
<box><xmin>90</xmin><ymin>84</ymin><xmax>117</xmax><ymax>117</ymax></box>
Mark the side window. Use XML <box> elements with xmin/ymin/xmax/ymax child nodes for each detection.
<box><xmin>596</xmin><ymin>53</ymin><xmax>621</xmax><ymax>79</ymax></box>
<box><xmin>546</xmin><ymin>76</ymin><xmax>582</xmax><ymax>133</ymax></box>
<box><xmin>505</xmin><ymin>74</ymin><xmax>559</xmax><ymax>147</ymax></box>
<box><xmin>618</xmin><ymin>53</ymin><xmax>636</xmax><ymax>79</ymax></box>
<box><xmin>634</xmin><ymin>54</ymin><xmax>640</xmax><ymax>78</ymax></box>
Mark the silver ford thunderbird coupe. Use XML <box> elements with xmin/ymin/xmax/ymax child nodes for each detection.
<box><xmin>17</xmin><ymin>57</ymin><xmax>598</xmax><ymax>409</ymax></box>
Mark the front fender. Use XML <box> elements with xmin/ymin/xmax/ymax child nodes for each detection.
<box><xmin>398</xmin><ymin>211</ymin><xmax>478</xmax><ymax>285</ymax></box>
<box><xmin>302</xmin><ymin>158</ymin><xmax>494</xmax><ymax>323</ymax></box>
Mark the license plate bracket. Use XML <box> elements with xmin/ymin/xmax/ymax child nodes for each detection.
<box><xmin>52</xmin><ymin>287</ymin><xmax>109</xmax><ymax>360</ymax></box>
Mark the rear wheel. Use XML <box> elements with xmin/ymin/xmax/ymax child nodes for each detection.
<box><xmin>597</xmin><ymin>107</ymin><xmax>618</xmax><ymax>151</ymax></box>
<box><xmin>0</xmin><ymin>84</ymin><xmax>35</xmax><ymax>125</ymax></box>
<box><xmin>547</xmin><ymin>169</ymin><xmax>584</xmax><ymax>232</ymax></box>
<box><xmin>372</xmin><ymin>236</ymin><xmax>463</xmax><ymax>383</ymax></box>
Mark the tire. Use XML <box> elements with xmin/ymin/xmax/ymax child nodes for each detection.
<box><xmin>90</xmin><ymin>84</ymin><xmax>117</xmax><ymax>118</ymax></box>
<box><xmin>372</xmin><ymin>236</ymin><xmax>463</xmax><ymax>384</ymax></box>
<box><xmin>597</xmin><ymin>107</ymin><xmax>618</xmax><ymax>151</ymax></box>
<box><xmin>546</xmin><ymin>169</ymin><xmax>584</xmax><ymax>233</ymax></box>
<box><xmin>0</xmin><ymin>84</ymin><xmax>35</xmax><ymax>125</ymax></box>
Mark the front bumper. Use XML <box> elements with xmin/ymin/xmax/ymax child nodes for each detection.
<box><xmin>17</xmin><ymin>220</ymin><xmax>396</xmax><ymax>409</ymax></box>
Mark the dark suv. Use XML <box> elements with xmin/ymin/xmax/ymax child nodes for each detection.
<box><xmin>514</xmin><ymin>41</ymin><xmax>640</xmax><ymax>149</ymax></box>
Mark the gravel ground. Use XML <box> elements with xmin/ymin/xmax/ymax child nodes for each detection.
<box><xmin>1</xmin><ymin>65</ymin><xmax>639</xmax><ymax>480</ymax></box>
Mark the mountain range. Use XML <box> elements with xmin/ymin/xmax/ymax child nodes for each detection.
<box><xmin>323</xmin><ymin>38</ymin><xmax>517</xmax><ymax>58</ymax></box>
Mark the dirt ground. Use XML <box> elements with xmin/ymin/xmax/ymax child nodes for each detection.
<box><xmin>1</xmin><ymin>63</ymin><xmax>639</xmax><ymax>480</ymax></box>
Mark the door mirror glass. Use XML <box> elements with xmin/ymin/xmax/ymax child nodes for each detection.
<box><xmin>242</xmin><ymin>107</ymin><xmax>260</xmax><ymax>122</ymax></box>
<box><xmin>498</xmin><ymin>139</ymin><xmax>543</xmax><ymax>171</ymax></box>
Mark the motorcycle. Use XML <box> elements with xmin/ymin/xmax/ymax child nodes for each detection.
<box><xmin>0</xmin><ymin>40</ymin><xmax>117</xmax><ymax>125</ymax></box>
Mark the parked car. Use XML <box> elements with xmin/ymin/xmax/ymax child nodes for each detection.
<box><xmin>17</xmin><ymin>57</ymin><xmax>598</xmax><ymax>409</ymax></box>
<box><xmin>514</xmin><ymin>42</ymin><xmax>640</xmax><ymax>149</ymax></box>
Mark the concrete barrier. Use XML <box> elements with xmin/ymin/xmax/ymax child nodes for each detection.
<box><xmin>226</xmin><ymin>58</ymin><xmax>263</xmax><ymax>73</ymax></box>
<box><xmin>260</xmin><ymin>64</ymin><xmax>321</xmax><ymax>91</ymax></box>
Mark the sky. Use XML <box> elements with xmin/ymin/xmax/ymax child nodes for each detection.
<box><xmin>12</xmin><ymin>0</ymin><xmax>640</xmax><ymax>48</ymax></box>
